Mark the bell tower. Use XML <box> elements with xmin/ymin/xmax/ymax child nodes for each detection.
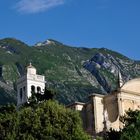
<box><xmin>17</xmin><ymin>63</ymin><xmax>45</xmax><ymax>106</ymax></box>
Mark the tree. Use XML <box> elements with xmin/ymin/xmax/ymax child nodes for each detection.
<box><xmin>105</xmin><ymin>128</ymin><xmax>121</xmax><ymax>140</ymax></box>
<box><xmin>43</xmin><ymin>87</ymin><xmax>55</xmax><ymax>101</ymax></box>
<box><xmin>105</xmin><ymin>109</ymin><xmax>140</xmax><ymax>140</ymax></box>
<box><xmin>0</xmin><ymin>101</ymin><xmax>90</xmax><ymax>140</ymax></box>
<box><xmin>120</xmin><ymin>109</ymin><xmax>140</xmax><ymax>140</ymax></box>
<box><xmin>0</xmin><ymin>104</ymin><xmax>18</xmax><ymax>140</ymax></box>
<box><xmin>27</xmin><ymin>87</ymin><xmax>55</xmax><ymax>105</ymax></box>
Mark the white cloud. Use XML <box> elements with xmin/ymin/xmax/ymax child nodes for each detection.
<box><xmin>14</xmin><ymin>0</ymin><xmax>65</xmax><ymax>14</ymax></box>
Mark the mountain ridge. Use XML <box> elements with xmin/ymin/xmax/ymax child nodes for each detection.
<box><xmin>0</xmin><ymin>38</ymin><xmax>140</xmax><ymax>105</ymax></box>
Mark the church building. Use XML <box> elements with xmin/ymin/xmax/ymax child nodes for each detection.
<box><xmin>17</xmin><ymin>64</ymin><xmax>140</xmax><ymax>136</ymax></box>
<box><xmin>67</xmin><ymin>78</ymin><xmax>140</xmax><ymax>135</ymax></box>
<box><xmin>17</xmin><ymin>63</ymin><xmax>45</xmax><ymax>106</ymax></box>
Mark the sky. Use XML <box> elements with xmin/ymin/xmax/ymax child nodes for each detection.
<box><xmin>0</xmin><ymin>0</ymin><xmax>140</xmax><ymax>60</ymax></box>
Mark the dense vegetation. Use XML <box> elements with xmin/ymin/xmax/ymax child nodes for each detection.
<box><xmin>0</xmin><ymin>100</ymin><xmax>90</xmax><ymax>140</ymax></box>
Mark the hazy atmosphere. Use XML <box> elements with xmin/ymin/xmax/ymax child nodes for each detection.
<box><xmin>0</xmin><ymin>0</ymin><xmax>140</xmax><ymax>59</ymax></box>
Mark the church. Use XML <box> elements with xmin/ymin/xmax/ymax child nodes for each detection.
<box><xmin>17</xmin><ymin>63</ymin><xmax>140</xmax><ymax>136</ymax></box>
<box><xmin>67</xmin><ymin>78</ymin><xmax>140</xmax><ymax>135</ymax></box>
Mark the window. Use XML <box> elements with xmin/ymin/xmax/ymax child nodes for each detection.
<box><xmin>37</xmin><ymin>86</ymin><xmax>41</xmax><ymax>93</ymax></box>
<box><xmin>0</xmin><ymin>66</ymin><xmax>2</xmax><ymax>77</ymax></box>
<box><xmin>20</xmin><ymin>88</ymin><xmax>22</xmax><ymax>101</ymax></box>
<box><xmin>23</xmin><ymin>86</ymin><xmax>26</xmax><ymax>92</ymax></box>
<box><xmin>31</xmin><ymin>85</ymin><xmax>35</xmax><ymax>93</ymax></box>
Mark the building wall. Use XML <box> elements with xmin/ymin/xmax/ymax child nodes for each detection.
<box><xmin>93</xmin><ymin>96</ymin><xmax>104</xmax><ymax>133</ymax></box>
<box><xmin>75</xmin><ymin>104</ymin><xmax>84</xmax><ymax>111</ymax></box>
<box><xmin>27</xmin><ymin>78</ymin><xmax>45</xmax><ymax>98</ymax></box>
<box><xmin>104</xmin><ymin>93</ymin><xmax>120</xmax><ymax>131</ymax></box>
<box><xmin>17</xmin><ymin>78</ymin><xmax>27</xmax><ymax>105</ymax></box>
<box><xmin>68</xmin><ymin>78</ymin><xmax>140</xmax><ymax>136</ymax></box>
<box><xmin>84</xmin><ymin>103</ymin><xmax>94</xmax><ymax>134</ymax></box>
<box><xmin>119</xmin><ymin>91</ymin><xmax>140</xmax><ymax>115</ymax></box>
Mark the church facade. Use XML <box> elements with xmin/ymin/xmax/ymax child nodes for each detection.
<box><xmin>67</xmin><ymin>78</ymin><xmax>140</xmax><ymax>135</ymax></box>
<box><xmin>17</xmin><ymin>63</ymin><xmax>45</xmax><ymax>106</ymax></box>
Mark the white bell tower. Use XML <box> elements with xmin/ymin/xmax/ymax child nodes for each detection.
<box><xmin>17</xmin><ymin>63</ymin><xmax>45</xmax><ymax>106</ymax></box>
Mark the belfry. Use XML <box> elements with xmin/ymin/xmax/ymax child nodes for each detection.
<box><xmin>17</xmin><ymin>63</ymin><xmax>45</xmax><ymax>106</ymax></box>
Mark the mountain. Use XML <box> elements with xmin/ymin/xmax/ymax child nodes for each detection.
<box><xmin>0</xmin><ymin>38</ymin><xmax>140</xmax><ymax>105</ymax></box>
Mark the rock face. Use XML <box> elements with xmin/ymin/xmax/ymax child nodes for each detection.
<box><xmin>84</xmin><ymin>49</ymin><xmax>140</xmax><ymax>93</ymax></box>
<box><xmin>0</xmin><ymin>38</ymin><xmax>140</xmax><ymax>105</ymax></box>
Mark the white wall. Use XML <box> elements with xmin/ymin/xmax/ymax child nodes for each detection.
<box><xmin>93</xmin><ymin>96</ymin><xmax>104</xmax><ymax>133</ymax></box>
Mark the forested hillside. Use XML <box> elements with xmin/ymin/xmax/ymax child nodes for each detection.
<box><xmin>0</xmin><ymin>38</ymin><xmax>140</xmax><ymax>104</ymax></box>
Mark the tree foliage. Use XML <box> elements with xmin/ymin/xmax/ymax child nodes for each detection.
<box><xmin>105</xmin><ymin>109</ymin><xmax>140</xmax><ymax>140</ymax></box>
<box><xmin>25</xmin><ymin>87</ymin><xmax>55</xmax><ymax>108</ymax></box>
<box><xmin>0</xmin><ymin>101</ymin><xmax>90</xmax><ymax>140</ymax></box>
<box><xmin>120</xmin><ymin>109</ymin><xmax>140</xmax><ymax>140</ymax></box>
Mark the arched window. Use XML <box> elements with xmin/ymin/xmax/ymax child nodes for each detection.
<box><xmin>37</xmin><ymin>86</ymin><xmax>41</xmax><ymax>93</ymax></box>
<box><xmin>31</xmin><ymin>85</ymin><xmax>35</xmax><ymax>93</ymax></box>
<box><xmin>20</xmin><ymin>88</ymin><xmax>22</xmax><ymax>101</ymax></box>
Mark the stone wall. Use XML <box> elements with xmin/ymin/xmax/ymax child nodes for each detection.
<box><xmin>104</xmin><ymin>93</ymin><xmax>120</xmax><ymax>131</ymax></box>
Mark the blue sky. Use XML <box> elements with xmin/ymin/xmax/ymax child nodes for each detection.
<box><xmin>0</xmin><ymin>0</ymin><xmax>140</xmax><ymax>60</ymax></box>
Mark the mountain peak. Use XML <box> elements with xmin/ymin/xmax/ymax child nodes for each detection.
<box><xmin>35</xmin><ymin>39</ymin><xmax>63</xmax><ymax>47</ymax></box>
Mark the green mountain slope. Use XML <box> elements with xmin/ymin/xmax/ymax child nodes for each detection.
<box><xmin>0</xmin><ymin>38</ymin><xmax>140</xmax><ymax>105</ymax></box>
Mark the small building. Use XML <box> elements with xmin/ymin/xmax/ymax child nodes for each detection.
<box><xmin>67</xmin><ymin>78</ymin><xmax>140</xmax><ymax>136</ymax></box>
<box><xmin>17</xmin><ymin>63</ymin><xmax>45</xmax><ymax>106</ymax></box>
<box><xmin>66</xmin><ymin>101</ymin><xmax>85</xmax><ymax>111</ymax></box>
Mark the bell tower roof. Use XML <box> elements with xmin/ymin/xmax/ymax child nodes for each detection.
<box><xmin>26</xmin><ymin>63</ymin><xmax>37</xmax><ymax>75</ymax></box>
<box><xmin>27</xmin><ymin>62</ymin><xmax>35</xmax><ymax>69</ymax></box>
